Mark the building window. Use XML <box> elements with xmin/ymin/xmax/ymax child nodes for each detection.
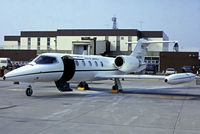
<box><xmin>84</xmin><ymin>45</ymin><xmax>87</xmax><ymax>50</ymax></box>
<box><xmin>18</xmin><ymin>40</ymin><xmax>20</xmax><ymax>49</ymax></box>
<box><xmin>105</xmin><ymin>36</ymin><xmax>109</xmax><ymax>41</ymax></box>
<box><xmin>121</xmin><ymin>36</ymin><xmax>124</xmax><ymax>40</ymax></box>
<box><xmin>37</xmin><ymin>37</ymin><xmax>40</xmax><ymax>50</ymax></box>
<box><xmin>128</xmin><ymin>36</ymin><xmax>132</xmax><ymax>51</ymax></box>
<box><xmin>28</xmin><ymin>37</ymin><xmax>31</xmax><ymax>50</ymax></box>
<box><xmin>128</xmin><ymin>44</ymin><xmax>132</xmax><ymax>51</ymax></box>
<box><xmin>116</xmin><ymin>36</ymin><xmax>120</xmax><ymax>51</ymax></box>
<box><xmin>47</xmin><ymin>37</ymin><xmax>50</xmax><ymax>50</ymax></box>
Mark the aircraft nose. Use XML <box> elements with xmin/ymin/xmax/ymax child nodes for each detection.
<box><xmin>3</xmin><ymin>66</ymin><xmax>27</xmax><ymax>81</ymax></box>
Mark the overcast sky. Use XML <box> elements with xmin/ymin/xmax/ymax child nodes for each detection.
<box><xmin>0</xmin><ymin>0</ymin><xmax>200</xmax><ymax>51</ymax></box>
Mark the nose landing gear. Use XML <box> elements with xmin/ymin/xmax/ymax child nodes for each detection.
<box><xmin>26</xmin><ymin>85</ymin><xmax>33</xmax><ymax>96</ymax></box>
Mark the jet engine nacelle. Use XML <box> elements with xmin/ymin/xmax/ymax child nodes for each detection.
<box><xmin>165</xmin><ymin>73</ymin><xmax>195</xmax><ymax>84</ymax></box>
<box><xmin>114</xmin><ymin>55</ymin><xmax>139</xmax><ymax>73</ymax></box>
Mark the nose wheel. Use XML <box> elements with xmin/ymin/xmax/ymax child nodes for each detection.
<box><xmin>26</xmin><ymin>85</ymin><xmax>33</xmax><ymax>96</ymax></box>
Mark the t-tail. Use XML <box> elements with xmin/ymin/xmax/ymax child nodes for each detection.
<box><xmin>130</xmin><ymin>38</ymin><xmax>178</xmax><ymax>62</ymax></box>
<box><xmin>114</xmin><ymin>38</ymin><xmax>178</xmax><ymax>73</ymax></box>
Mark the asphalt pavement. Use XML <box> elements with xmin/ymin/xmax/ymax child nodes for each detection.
<box><xmin>0</xmin><ymin>78</ymin><xmax>200</xmax><ymax>134</ymax></box>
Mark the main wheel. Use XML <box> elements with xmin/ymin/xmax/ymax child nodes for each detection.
<box><xmin>83</xmin><ymin>82</ymin><xmax>89</xmax><ymax>90</ymax></box>
<box><xmin>78</xmin><ymin>81</ymin><xmax>90</xmax><ymax>90</ymax></box>
<box><xmin>112</xmin><ymin>85</ymin><xmax>118</xmax><ymax>90</ymax></box>
<box><xmin>26</xmin><ymin>88</ymin><xmax>33</xmax><ymax>96</ymax></box>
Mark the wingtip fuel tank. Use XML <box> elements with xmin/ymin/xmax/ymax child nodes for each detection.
<box><xmin>165</xmin><ymin>73</ymin><xmax>196</xmax><ymax>84</ymax></box>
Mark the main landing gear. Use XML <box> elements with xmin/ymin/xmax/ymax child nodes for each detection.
<box><xmin>77</xmin><ymin>81</ymin><xmax>90</xmax><ymax>90</ymax></box>
<box><xmin>55</xmin><ymin>80</ymin><xmax>72</xmax><ymax>92</ymax></box>
<box><xmin>26</xmin><ymin>85</ymin><xmax>33</xmax><ymax>96</ymax></box>
<box><xmin>109</xmin><ymin>78</ymin><xmax>123</xmax><ymax>93</ymax></box>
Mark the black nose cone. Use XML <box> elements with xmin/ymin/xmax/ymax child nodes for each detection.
<box><xmin>3</xmin><ymin>76</ymin><xmax>6</xmax><ymax>80</ymax></box>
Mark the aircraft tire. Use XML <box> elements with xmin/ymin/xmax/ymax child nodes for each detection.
<box><xmin>26</xmin><ymin>88</ymin><xmax>33</xmax><ymax>96</ymax></box>
<box><xmin>78</xmin><ymin>81</ymin><xmax>89</xmax><ymax>90</ymax></box>
<box><xmin>112</xmin><ymin>85</ymin><xmax>118</xmax><ymax>90</ymax></box>
<box><xmin>83</xmin><ymin>82</ymin><xmax>89</xmax><ymax>90</ymax></box>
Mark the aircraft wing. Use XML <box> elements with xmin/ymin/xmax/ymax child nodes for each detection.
<box><xmin>95</xmin><ymin>74</ymin><xmax>165</xmax><ymax>80</ymax></box>
<box><xmin>95</xmin><ymin>73</ymin><xmax>196</xmax><ymax>84</ymax></box>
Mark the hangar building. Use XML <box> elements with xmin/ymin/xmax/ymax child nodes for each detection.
<box><xmin>4</xmin><ymin>29</ymin><xmax>168</xmax><ymax>55</ymax></box>
<box><xmin>3</xmin><ymin>29</ymin><xmax>169</xmax><ymax>69</ymax></box>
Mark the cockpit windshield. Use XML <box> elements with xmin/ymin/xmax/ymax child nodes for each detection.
<box><xmin>35</xmin><ymin>56</ymin><xmax>58</xmax><ymax>64</ymax></box>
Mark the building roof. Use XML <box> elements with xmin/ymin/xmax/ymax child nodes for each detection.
<box><xmin>139</xmin><ymin>31</ymin><xmax>164</xmax><ymax>38</ymax></box>
<box><xmin>57</xmin><ymin>29</ymin><xmax>138</xmax><ymax>36</ymax></box>
<box><xmin>4</xmin><ymin>36</ymin><xmax>20</xmax><ymax>41</ymax></box>
<box><xmin>21</xmin><ymin>31</ymin><xmax>57</xmax><ymax>37</ymax></box>
<box><xmin>4</xmin><ymin>29</ymin><xmax>165</xmax><ymax>41</ymax></box>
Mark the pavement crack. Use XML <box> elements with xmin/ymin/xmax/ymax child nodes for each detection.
<box><xmin>0</xmin><ymin>105</ymin><xmax>17</xmax><ymax>110</ymax></box>
<box><xmin>172</xmin><ymin>93</ymin><xmax>187</xmax><ymax>134</ymax></box>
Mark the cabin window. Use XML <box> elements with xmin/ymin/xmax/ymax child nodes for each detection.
<box><xmin>100</xmin><ymin>61</ymin><xmax>104</xmax><ymax>67</ymax></box>
<box><xmin>35</xmin><ymin>56</ymin><xmax>58</xmax><ymax>64</ymax></box>
<box><xmin>88</xmin><ymin>61</ymin><xmax>92</xmax><ymax>66</ymax></box>
<box><xmin>82</xmin><ymin>60</ymin><xmax>86</xmax><ymax>66</ymax></box>
<box><xmin>75</xmin><ymin>60</ymin><xmax>79</xmax><ymax>66</ymax></box>
<box><xmin>95</xmin><ymin>61</ymin><xmax>98</xmax><ymax>66</ymax></box>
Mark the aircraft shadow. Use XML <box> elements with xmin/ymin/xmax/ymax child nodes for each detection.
<box><xmin>32</xmin><ymin>86</ymin><xmax>200</xmax><ymax>100</ymax></box>
<box><xmin>32</xmin><ymin>92</ymin><xmax>94</xmax><ymax>99</ymax></box>
<box><xmin>91</xmin><ymin>86</ymin><xmax>200</xmax><ymax>100</ymax></box>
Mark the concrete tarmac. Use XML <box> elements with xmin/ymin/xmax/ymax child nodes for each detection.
<box><xmin>0</xmin><ymin>78</ymin><xmax>200</xmax><ymax>134</ymax></box>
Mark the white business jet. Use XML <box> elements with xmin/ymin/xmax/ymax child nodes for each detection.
<box><xmin>3</xmin><ymin>38</ymin><xmax>196</xmax><ymax>96</ymax></box>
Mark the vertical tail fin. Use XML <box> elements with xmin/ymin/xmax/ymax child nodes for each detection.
<box><xmin>130</xmin><ymin>38</ymin><xmax>178</xmax><ymax>60</ymax></box>
<box><xmin>130</xmin><ymin>38</ymin><xmax>149</xmax><ymax>61</ymax></box>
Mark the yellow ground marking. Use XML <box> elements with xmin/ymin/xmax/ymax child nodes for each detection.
<box><xmin>77</xmin><ymin>87</ymin><xmax>85</xmax><ymax>91</ymax></box>
<box><xmin>109</xmin><ymin>89</ymin><xmax>124</xmax><ymax>93</ymax></box>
